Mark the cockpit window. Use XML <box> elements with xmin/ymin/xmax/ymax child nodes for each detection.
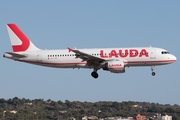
<box><xmin>162</xmin><ymin>51</ymin><xmax>169</xmax><ymax>54</ymax></box>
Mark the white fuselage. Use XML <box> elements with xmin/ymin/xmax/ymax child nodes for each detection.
<box><xmin>4</xmin><ymin>24</ymin><xmax>177</xmax><ymax>78</ymax></box>
<box><xmin>6</xmin><ymin>47</ymin><xmax>176</xmax><ymax>69</ymax></box>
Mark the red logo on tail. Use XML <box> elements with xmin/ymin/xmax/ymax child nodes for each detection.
<box><xmin>7</xmin><ymin>24</ymin><xmax>30</xmax><ymax>52</ymax></box>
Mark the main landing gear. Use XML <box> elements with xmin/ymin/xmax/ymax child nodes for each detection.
<box><xmin>91</xmin><ymin>68</ymin><xmax>99</xmax><ymax>79</ymax></box>
<box><xmin>151</xmin><ymin>66</ymin><xmax>156</xmax><ymax>76</ymax></box>
<box><xmin>91</xmin><ymin>71</ymin><xmax>98</xmax><ymax>78</ymax></box>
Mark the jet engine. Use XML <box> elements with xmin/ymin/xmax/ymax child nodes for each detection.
<box><xmin>103</xmin><ymin>60</ymin><xmax>125</xmax><ymax>73</ymax></box>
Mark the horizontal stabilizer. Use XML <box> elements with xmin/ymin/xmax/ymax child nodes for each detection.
<box><xmin>5</xmin><ymin>52</ymin><xmax>26</xmax><ymax>58</ymax></box>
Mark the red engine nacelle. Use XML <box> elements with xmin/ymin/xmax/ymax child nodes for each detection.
<box><xmin>103</xmin><ymin>60</ymin><xmax>125</xmax><ymax>73</ymax></box>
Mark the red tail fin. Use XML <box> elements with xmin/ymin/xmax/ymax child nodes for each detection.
<box><xmin>7</xmin><ymin>24</ymin><xmax>39</xmax><ymax>52</ymax></box>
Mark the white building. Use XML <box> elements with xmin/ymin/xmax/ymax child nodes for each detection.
<box><xmin>160</xmin><ymin>115</ymin><xmax>172</xmax><ymax>120</ymax></box>
<box><xmin>10</xmin><ymin>110</ymin><xmax>17</xmax><ymax>114</ymax></box>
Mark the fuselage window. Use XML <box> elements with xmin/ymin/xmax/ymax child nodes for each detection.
<box><xmin>48</xmin><ymin>55</ymin><xmax>49</xmax><ymax>57</ymax></box>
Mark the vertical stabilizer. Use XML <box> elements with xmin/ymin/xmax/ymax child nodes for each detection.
<box><xmin>7</xmin><ymin>24</ymin><xmax>40</xmax><ymax>52</ymax></box>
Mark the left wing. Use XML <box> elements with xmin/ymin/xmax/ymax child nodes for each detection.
<box><xmin>68</xmin><ymin>47</ymin><xmax>105</xmax><ymax>63</ymax></box>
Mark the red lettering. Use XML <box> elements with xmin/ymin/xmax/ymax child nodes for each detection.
<box><xmin>109</xmin><ymin>64</ymin><xmax>122</xmax><ymax>67</ymax></box>
<box><xmin>139</xmin><ymin>49</ymin><xmax>149</xmax><ymax>57</ymax></box>
<box><xmin>130</xmin><ymin>49</ymin><xmax>138</xmax><ymax>57</ymax></box>
<box><xmin>109</xmin><ymin>50</ymin><xmax>118</xmax><ymax>58</ymax></box>
<box><xmin>119</xmin><ymin>50</ymin><xmax>128</xmax><ymax>57</ymax></box>
<box><xmin>100</xmin><ymin>50</ymin><xmax>108</xmax><ymax>58</ymax></box>
<box><xmin>100</xmin><ymin>49</ymin><xmax>149</xmax><ymax>58</ymax></box>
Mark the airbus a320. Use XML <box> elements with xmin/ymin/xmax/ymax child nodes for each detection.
<box><xmin>3</xmin><ymin>24</ymin><xmax>177</xmax><ymax>78</ymax></box>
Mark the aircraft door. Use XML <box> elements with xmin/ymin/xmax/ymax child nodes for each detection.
<box><xmin>37</xmin><ymin>51</ymin><xmax>42</xmax><ymax>62</ymax></box>
<box><xmin>150</xmin><ymin>48</ymin><xmax>156</xmax><ymax>59</ymax></box>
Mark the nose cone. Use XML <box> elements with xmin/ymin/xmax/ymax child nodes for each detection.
<box><xmin>170</xmin><ymin>54</ymin><xmax>176</xmax><ymax>62</ymax></box>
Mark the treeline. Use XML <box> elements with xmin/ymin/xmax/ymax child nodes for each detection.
<box><xmin>0</xmin><ymin>97</ymin><xmax>180</xmax><ymax>120</ymax></box>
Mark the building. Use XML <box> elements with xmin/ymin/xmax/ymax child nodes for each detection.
<box><xmin>80</xmin><ymin>116</ymin><xmax>98</xmax><ymax>120</ymax></box>
<box><xmin>160</xmin><ymin>115</ymin><xmax>172</xmax><ymax>120</ymax></box>
<box><xmin>59</xmin><ymin>110</ymin><xmax>67</xmax><ymax>113</ymax></box>
<box><xmin>9</xmin><ymin>110</ymin><xmax>17</xmax><ymax>114</ymax></box>
<box><xmin>69</xmin><ymin>117</ymin><xmax>76</xmax><ymax>120</ymax></box>
<box><xmin>33</xmin><ymin>112</ymin><xmax>37</xmax><ymax>114</ymax></box>
<box><xmin>135</xmin><ymin>114</ymin><xmax>146</xmax><ymax>120</ymax></box>
<box><xmin>24</xmin><ymin>103</ymin><xmax>32</xmax><ymax>106</ymax></box>
<box><xmin>80</xmin><ymin>116</ymin><xmax>88</xmax><ymax>120</ymax></box>
<box><xmin>132</xmin><ymin>105</ymin><xmax>142</xmax><ymax>108</ymax></box>
<box><xmin>127</xmin><ymin>117</ymin><xmax>134</xmax><ymax>119</ymax></box>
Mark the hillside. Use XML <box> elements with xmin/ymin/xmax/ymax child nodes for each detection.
<box><xmin>0</xmin><ymin>97</ymin><xmax>180</xmax><ymax>120</ymax></box>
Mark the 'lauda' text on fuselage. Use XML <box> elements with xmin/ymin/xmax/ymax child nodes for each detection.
<box><xmin>100</xmin><ymin>49</ymin><xmax>149</xmax><ymax>58</ymax></box>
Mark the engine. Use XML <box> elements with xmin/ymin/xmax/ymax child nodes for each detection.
<box><xmin>103</xmin><ymin>60</ymin><xmax>125</xmax><ymax>73</ymax></box>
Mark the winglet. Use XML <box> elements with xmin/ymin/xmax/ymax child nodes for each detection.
<box><xmin>67</xmin><ymin>47</ymin><xmax>72</xmax><ymax>52</ymax></box>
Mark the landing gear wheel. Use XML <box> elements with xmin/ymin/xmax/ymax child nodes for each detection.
<box><xmin>91</xmin><ymin>71</ymin><xmax>99</xmax><ymax>78</ymax></box>
<box><xmin>152</xmin><ymin>72</ymin><xmax>155</xmax><ymax>76</ymax></box>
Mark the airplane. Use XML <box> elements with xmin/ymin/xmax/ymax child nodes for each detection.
<box><xmin>3</xmin><ymin>24</ymin><xmax>177</xmax><ymax>78</ymax></box>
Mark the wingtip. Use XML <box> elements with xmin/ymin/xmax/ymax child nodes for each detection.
<box><xmin>67</xmin><ymin>47</ymin><xmax>72</xmax><ymax>52</ymax></box>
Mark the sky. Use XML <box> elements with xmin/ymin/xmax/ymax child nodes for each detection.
<box><xmin>0</xmin><ymin>1</ymin><xmax>180</xmax><ymax>105</ymax></box>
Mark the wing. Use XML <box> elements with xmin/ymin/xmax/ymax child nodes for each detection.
<box><xmin>68</xmin><ymin>47</ymin><xmax>105</xmax><ymax>64</ymax></box>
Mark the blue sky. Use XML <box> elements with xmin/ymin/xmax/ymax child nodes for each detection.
<box><xmin>0</xmin><ymin>1</ymin><xmax>179</xmax><ymax>105</ymax></box>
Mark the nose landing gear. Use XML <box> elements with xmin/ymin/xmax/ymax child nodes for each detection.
<box><xmin>151</xmin><ymin>66</ymin><xmax>156</xmax><ymax>76</ymax></box>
